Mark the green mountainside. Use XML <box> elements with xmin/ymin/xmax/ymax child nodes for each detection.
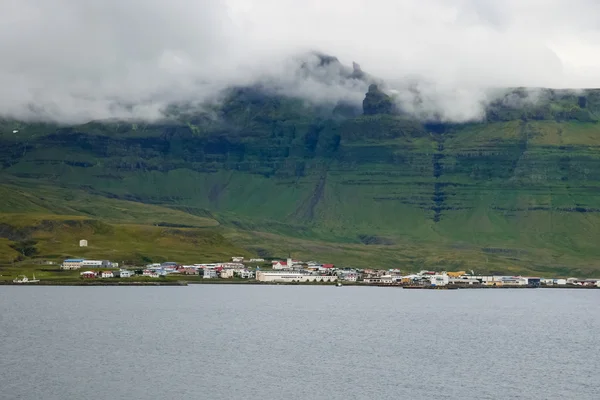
<box><xmin>2</xmin><ymin>69</ymin><xmax>600</xmax><ymax>275</ymax></box>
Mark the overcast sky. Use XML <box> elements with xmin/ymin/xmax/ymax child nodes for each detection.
<box><xmin>2</xmin><ymin>0</ymin><xmax>600</xmax><ymax>123</ymax></box>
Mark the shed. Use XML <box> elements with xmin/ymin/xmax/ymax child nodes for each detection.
<box><xmin>79</xmin><ymin>239</ymin><xmax>88</xmax><ymax>247</ymax></box>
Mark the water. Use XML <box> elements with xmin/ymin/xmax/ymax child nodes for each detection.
<box><xmin>1</xmin><ymin>286</ymin><xmax>598</xmax><ymax>400</ymax></box>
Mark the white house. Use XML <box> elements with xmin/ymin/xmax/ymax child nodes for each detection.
<box><xmin>248</xmin><ymin>258</ymin><xmax>265</xmax><ymax>263</ymax></box>
<box><xmin>231</xmin><ymin>256</ymin><xmax>244</xmax><ymax>262</ymax></box>
<box><xmin>62</xmin><ymin>259</ymin><xmax>84</xmax><ymax>270</ymax></box>
<box><xmin>272</xmin><ymin>260</ymin><xmax>290</xmax><ymax>270</ymax></box>
<box><xmin>339</xmin><ymin>272</ymin><xmax>358</xmax><ymax>282</ymax></box>
<box><xmin>555</xmin><ymin>279</ymin><xmax>567</xmax><ymax>285</ymax></box>
<box><xmin>238</xmin><ymin>270</ymin><xmax>255</xmax><ymax>279</ymax></box>
<box><xmin>203</xmin><ymin>269</ymin><xmax>218</xmax><ymax>279</ymax></box>
<box><xmin>79</xmin><ymin>239</ymin><xmax>88</xmax><ymax>247</ymax></box>
<box><xmin>119</xmin><ymin>270</ymin><xmax>133</xmax><ymax>278</ymax></box>
<box><xmin>100</xmin><ymin>271</ymin><xmax>114</xmax><ymax>278</ymax></box>
<box><xmin>143</xmin><ymin>269</ymin><xmax>160</xmax><ymax>278</ymax></box>
<box><xmin>220</xmin><ymin>269</ymin><xmax>234</xmax><ymax>279</ymax></box>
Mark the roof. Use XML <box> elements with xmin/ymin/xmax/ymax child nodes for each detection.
<box><xmin>322</xmin><ymin>264</ymin><xmax>335</xmax><ymax>268</ymax></box>
<box><xmin>65</xmin><ymin>259</ymin><xmax>84</xmax><ymax>262</ymax></box>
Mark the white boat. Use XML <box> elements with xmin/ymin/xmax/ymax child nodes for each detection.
<box><xmin>336</xmin><ymin>282</ymin><xmax>343</xmax><ymax>287</ymax></box>
<box><xmin>12</xmin><ymin>274</ymin><xmax>39</xmax><ymax>283</ymax></box>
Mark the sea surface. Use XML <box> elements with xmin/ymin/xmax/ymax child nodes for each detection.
<box><xmin>1</xmin><ymin>285</ymin><xmax>599</xmax><ymax>400</ymax></box>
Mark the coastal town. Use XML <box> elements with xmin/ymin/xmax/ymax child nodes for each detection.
<box><xmin>13</xmin><ymin>254</ymin><xmax>593</xmax><ymax>288</ymax></box>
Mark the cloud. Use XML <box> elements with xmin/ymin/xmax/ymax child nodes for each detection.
<box><xmin>1</xmin><ymin>0</ymin><xmax>600</xmax><ymax>123</ymax></box>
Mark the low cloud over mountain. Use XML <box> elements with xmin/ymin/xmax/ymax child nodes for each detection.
<box><xmin>1</xmin><ymin>0</ymin><xmax>600</xmax><ymax>123</ymax></box>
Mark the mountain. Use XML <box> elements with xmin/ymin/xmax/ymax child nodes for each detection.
<box><xmin>2</xmin><ymin>57</ymin><xmax>600</xmax><ymax>276</ymax></box>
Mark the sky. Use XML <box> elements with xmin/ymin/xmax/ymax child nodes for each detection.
<box><xmin>1</xmin><ymin>0</ymin><xmax>600</xmax><ymax>123</ymax></box>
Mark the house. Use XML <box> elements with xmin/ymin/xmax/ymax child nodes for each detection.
<box><xmin>80</xmin><ymin>271</ymin><xmax>97</xmax><ymax>278</ymax></box>
<box><xmin>100</xmin><ymin>271</ymin><xmax>114</xmax><ymax>278</ymax></box>
<box><xmin>220</xmin><ymin>269</ymin><xmax>235</xmax><ymax>279</ymax></box>
<box><xmin>143</xmin><ymin>269</ymin><xmax>160</xmax><ymax>278</ymax></box>
<box><xmin>272</xmin><ymin>260</ymin><xmax>290</xmax><ymax>270</ymax></box>
<box><xmin>555</xmin><ymin>279</ymin><xmax>567</xmax><ymax>285</ymax></box>
<box><xmin>180</xmin><ymin>267</ymin><xmax>199</xmax><ymax>275</ymax></box>
<box><xmin>62</xmin><ymin>259</ymin><xmax>84</xmax><ymax>270</ymax></box>
<box><xmin>231</xmin><ymin>256</ymin><xmax>244</xmax><ymax>262</ymax></box>
<box><xmin>203</xmin><ymin>269</ymin><xmax>218</xmax><ymax>279</ymax></box>
<box><xmin>248</xmin><ymin>258</ymin><xmax>265</xmax><ymax>263</ymax></box>
<box><xmin>118</xmin><ymin>270</ymin><xmax>133</xmax><ymax>278</ymax></box>
<box><xmin>339</xmin><ymin>272</ymin><xmax>358</xmax><ymax>282</ymax></box>
<box><xmin>238</xmin><ymin>270</ymin><xmax>255</xmax><ymax>279</ymax></box>
<box><xmin>322</xmin><ymin>264</ymin><xmax>335</xmax><ymax>270</ymax></box>
<box><xmin>79</xmin><ymin>239</ymin><xmax>88</xmax><ymax>247</ymax></box>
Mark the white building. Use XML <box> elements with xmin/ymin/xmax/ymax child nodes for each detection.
<box><xmin>119</xmin><ymin>270</ymin><xmax>133</xmax><ymax>278</ymax></box>
<box><xmin>231</xmin><ymin>257</ymin><xmax>244</xmax><ymax>262</ymax></box>
<box><xmin>339</xmin><ymin>272</ymin><xmax>358</xmax><ymax>282</ymax></box>
<box><xmin>256</xmin><ymin>271</ymin><xmax>337</xmax><ymax>283</ymax></box>
<box><xmin>429</xmin><ymin>274</ymin><xmax>450</xmax><ymax>286</ymax></box>
<box><xmin>272</xmin><ymin>259</ymin><xmax>291</xmax><ymax>270</ymax></box>
<box><xmin>220</xmin><ymin>269</ymin><xmax>235</xmax><ymax>279</ymax></box>
<box><xmin>62</xmin><ymin>259</ymin><xmax>84</xmax><ymax>270</ymax></box>
<box><xmin>238</xmin><ymin>270</ymin><xmax>255</xmax><ymax>279</ymax></box>
<box><xmin>203</xmin><ymin>269</ymin><xmax>218</xmax><ymax>279</ymax></box>
<box><xmin>81</xmin><ymin>260</ymin><xmax>112</xmax><ymax>268</ymax></box>
<box><xmin>143</xmin><ymin>270</ymin><xmax>159</xmax><ymax>278</ymax></box>
<box><xmin>79</xmin><ymin>239</ymin><xmax>88</xmax><ymax>247</ymax></box>
<box><xmin>248</xmin><ymin>258</ymin><xmax>265</xmax><ymax>263</ymax></box>
<box><xmin>100</xmin><ymin>271</ymin><xmax>114</xmax><ymax>278</ymax></box>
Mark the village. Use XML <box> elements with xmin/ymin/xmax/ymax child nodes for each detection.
<box><xmin>55</xmin><ymin>255</ymin><xmax>600</xmax><ymax>288</ymax></box>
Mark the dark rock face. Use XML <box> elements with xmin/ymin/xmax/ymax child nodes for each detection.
<box><xmin>363</xmin><ymin>84</ymin><xmax>393</xmax><ymax>115</ymax></box>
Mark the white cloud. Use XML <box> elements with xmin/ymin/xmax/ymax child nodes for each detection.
<box><xmin>1</xmin><ymin>0</ymin><xmax>599</xmax><ymax>123</ymax></box>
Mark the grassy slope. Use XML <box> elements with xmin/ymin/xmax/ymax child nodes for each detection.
<box><xmin>3</xmin><ymin>96</ymin><xmax>600</xmax><ymax>276</ymax></box>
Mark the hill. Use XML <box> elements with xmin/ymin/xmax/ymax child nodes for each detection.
<box><xmin>2</xmin><ymin>74</ymin><xmax>600</xmax><ymax>276</ymax></box>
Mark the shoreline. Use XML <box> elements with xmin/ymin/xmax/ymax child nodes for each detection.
<box><xmin>1</xmin><ymin>280</ymin><xmax>599</xmax><ymax>288</ymax></box>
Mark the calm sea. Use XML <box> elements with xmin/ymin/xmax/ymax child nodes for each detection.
<box><xmin>1</xmin><ymin>286</ymin><xmax>598</xmax><ymax>400</ymax></box>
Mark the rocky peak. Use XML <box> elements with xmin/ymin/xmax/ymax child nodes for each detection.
<box><xmin>363</xmin><ymin>84</ymin><xmax>393</xmax><ymax>115</ymax></box>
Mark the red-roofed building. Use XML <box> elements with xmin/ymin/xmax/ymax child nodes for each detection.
<box><xmin>322</xmin><ymin>264</ymin><xmax>335</xmax><ymax>269</ymax></box>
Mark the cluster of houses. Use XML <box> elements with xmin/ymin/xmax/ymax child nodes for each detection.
<box><xmin>60</xmin><ymin>257</ymin><xmax>600</xmax><ymax>287</ymax></box>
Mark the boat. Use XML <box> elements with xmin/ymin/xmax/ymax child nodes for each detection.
<box><xmin>12</xmin><ymin>274</ymin><xmax>40</xmax><ymax>284</ymax></box>
<box><xmin>336</xmin><ymin>282</ymin><xmax>343</xmax><ymax>287</ymax></box>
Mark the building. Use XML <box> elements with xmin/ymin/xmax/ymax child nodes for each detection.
<box><xmin>248</xmin><ymin>258</ymin><xmax>264</xmax><ymax>263</ymax></box>
<box><xmin>62</xmin><ymin>259</ymin><xmax>84</xmax><ymax>270</ymax></box>
<box><xmin>117</xmin><ymin>269</ymin><xmax>133</xmax><ymax>278</ymax></box>
<box><xmin>79</xmin><ymin>239</ymin><xmax>88</xmax><ymax>247</ymax></box>
<box><xmin>180</xmin><ymin>267</ymin><xmax>199</xmax><ymax>275</ymax></box>
<box><xmin>339</xmin><ymin>272</ymin><xmax>358</xmax><ymax>282</ymax></box>
<box><xmin>80</xmin><ymin>271</ymin><xmax>97</xmax><ymax>278</ymax></box>
<box><xmin>81</xmin><ymin>260</ymin><xmax>112</xmax><ymax>268</ymax></box>
<box><xmin>100</xmin><ymin>271</ymin><xmax>114</xmax><ymax>278</ymax></box>
<box><xmin>143</xmin><ymin>270</ymin><xmax>160</xmax><ymax>278</ymax></box>
<box><xmin>272</xmin><ymin>260</ymin><xmax>290</xmax><ymax>270</ymax></box>
<box><xmin>429</xmin><ymin>274</ymin><xmax>450</xmax><ymax>286</ymax></box>
<box><xmin>231</xmin><ymin>257</ymin><xmax>244</xmax><ymax>262</ymax></box>
<box><xmin>238</xmin><ymin>270</ymin><xmax>255</xmax><ymax>279</ymax></box>
<box><xmin>220</xmin><ymin>269</ymin><xmax>234</xmax><ymax>279</ymax></box>
<box><xmin>256</xmin><ymin>271</ymin><xmax>337</xmax><ymax>283</ymax></box>
<box><xmin>203</xmin><ymin>269</ymin><xmax>218</xmax><ymax>279</ymax></box>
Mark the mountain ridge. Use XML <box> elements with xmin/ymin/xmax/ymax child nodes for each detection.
<box><xmin>2</xmin><ymin>57</ymin><xmax>600</xmax><ymax>275</ymax></box>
